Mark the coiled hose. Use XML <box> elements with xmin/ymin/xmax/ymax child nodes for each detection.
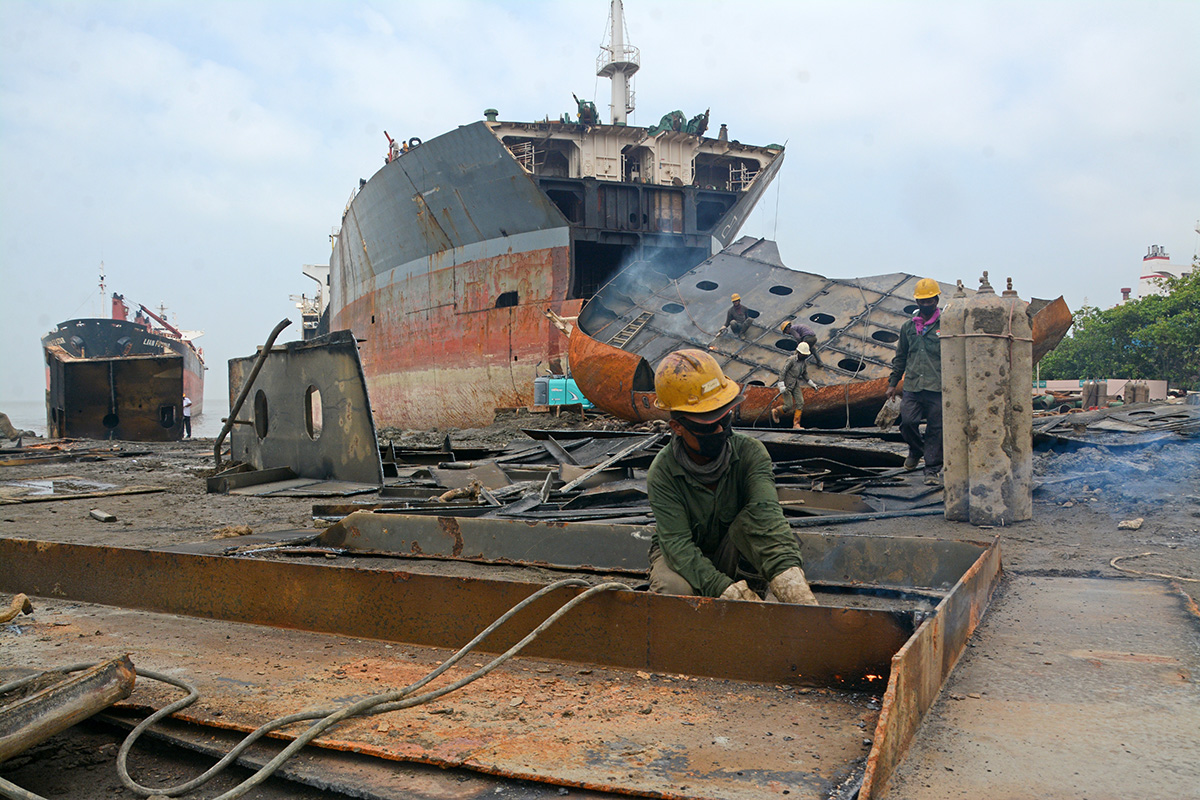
<box><xmin>0</xmin><ymin>578</ymin><xmax>631</xmax><ymax>800</ymax></box>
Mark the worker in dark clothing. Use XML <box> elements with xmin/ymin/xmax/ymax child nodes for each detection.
<box><xmin>774</xmin><ymin>342</ymin><xmax>819</xmax><ymax>428</ymax></box>
<box><xmin>780</xmin><ymin>320</ymin><xmax>824</xmax><ymax>367</ymax></box>
<box><xmin>886</xmin><ymin>278</ymin><xmax>943</xmax><ymax>485</ymax></box>
<box><xmin>724</xmin><ymin>294</ymin><xmax>750</xmax><ymax>336</ymax></box>
<box><xmin>646</xmin><ymin>349</ymin><xmax>818</xmax><ymax>605</ymax></box>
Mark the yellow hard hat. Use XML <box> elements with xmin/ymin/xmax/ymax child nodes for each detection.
<box><xmin>654</xmin><ymin>349</ymin><xmax>745</xmax><ymax>420</ymax></box>
<box><xmin>730</xmin><ymin>293</ymin><xmax>741</xmax><ymax>302</ymax></box>
<box><xmin>914</xmin><ymin>278</ymin><xmax>941</xmax><ymax>300</ymax></box>
<box><xmin>780</xmin><ymin>320</ymin><xmax>792</xmax><ymax>333</ymax></box>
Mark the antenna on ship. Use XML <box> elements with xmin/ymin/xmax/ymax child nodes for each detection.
<box><xmin>597</xmin><ymin>0</ymin><xmax>639</xmax><ymax>126</ymax></box>
<box><xmin>98</xmin><ymin>261</ymin><xmax>106</xmax><ymax>318</ymax></box>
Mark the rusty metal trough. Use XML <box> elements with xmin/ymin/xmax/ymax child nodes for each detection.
<box><xmin>0</xmin><ymin>524</ymin><xmax>1000</xmax><ymax>799</ymax></box>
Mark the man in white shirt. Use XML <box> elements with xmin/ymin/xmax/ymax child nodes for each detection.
<box><xmin>182</xmin><ymin>394</ymin><xmax>193</xmax><ymax>439</ymax></box>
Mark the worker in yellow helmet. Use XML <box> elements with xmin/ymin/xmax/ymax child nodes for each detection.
<box><xmin>886</xmin><ymin>277</ymin><xmax>943</xmax><ymax>485</ymax></box>
<box><xmin>724</xmin><ymin>293</ymin><xmax>750</xmax><ymax>336</ymax></box>
<box><xmin>645</xmin><ymin>349</ymin><xmax>818</xmax><ymax>605</ymax></box>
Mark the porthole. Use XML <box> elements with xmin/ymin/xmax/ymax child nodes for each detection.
<box><xmin>768</xmin><ymin>285</ymin><xmax>793</xmax><ymax>296</ymax></box>
<box><xmin>102</xmin><ymin>412</ymin><xmax>119</xmax><ymax>429</ymax></box>
<box><xmin>838</xmin><ymin>358</ymin><xmax>866</xmax><ymax>373</ymax></box>
<box><xmin>661</xmin><ymin>303</ymin><xmax>685</xmax><ymax>314</ymax></box>
<box><xmin>872</xmin><ymin>330</ymin><xmax>900</xmax><ymax>343</ymax></box>
<box><xmin>254</xmin><ymin>389</ymin><xmax>269</xmax><ymax>439</ymax></box>
<box><xmin>696</xmin><ymin>281</ymin><xmax>719</xmax><ymax>291</ymax></box>
<box><xmin>775</xmin><ymin>338</ymin><xmax>798</xmax><ymax>352</ymax></box>
<box><xmin>305</xmin><ymin>386</ymin><xmax>323</xmax><ymax>440</ymax></box>
<box><xmin>809</xmin><ymin>313</ymin><xmax>835</xmax><ymax>325</ymax></box>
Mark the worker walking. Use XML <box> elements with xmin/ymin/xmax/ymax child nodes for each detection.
<box><xmin>725</xmin><ymin>294</ymin><xmax>750</xmax><ymax>336</ymax></box>
<box><xmin>780</xmin><ymin>320</ymin><xmax>824</xmax><ymax>368</ymax></box>
<box><xmin>646</xmin><ymin>349</ymin><xmax>818</xmax><ymax>605</ymax></box>
<box><xmin>886</xmin><ymin>278</ymin><xmax>943</xmax><ymax>484</ymax></box>
<box><xmin>774</xmin><ymin>342</ymin><xmax>819</xmax><ymax>428</ymax></box>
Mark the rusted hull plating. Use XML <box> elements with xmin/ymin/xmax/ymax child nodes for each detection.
<box><xmin>0</xmin><ymin>532</ymin><xmax>1001</xmax><ymax>798</ymax></box>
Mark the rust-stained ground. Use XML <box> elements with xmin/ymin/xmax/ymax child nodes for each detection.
<box><xmin>1</xmin><ymin>432</ymin><xmax>1198</xmax><ymax>798</ymax></box>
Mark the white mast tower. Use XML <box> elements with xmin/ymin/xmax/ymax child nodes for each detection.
<box><xmin>596</xmin><ymin>0</ymin><xmax>640</xmax><ymax>126</ymax></box>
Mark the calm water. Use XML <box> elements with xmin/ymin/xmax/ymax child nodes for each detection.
<box><xmin>1</xmin><ymin>397</ymin><xmax>229</xmax><ymax>439</ymax></box>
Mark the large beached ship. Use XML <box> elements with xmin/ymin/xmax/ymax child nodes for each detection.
<box><xmin>323</xmin><ymin>0</ymin><xmax>784</xmax><ymax>429</ymax></box>
<box><xmin>42</xmin><ymin>292</ymin><xmax>205</xmax><ymax>441</ymax></box>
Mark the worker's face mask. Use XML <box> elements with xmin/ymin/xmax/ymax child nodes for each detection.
<box><xmin>679</xmin><ymin>412</ymin><xmax>733</xmax><ymax>458</ymax></box>
<box><xmin>916</xmin><ymin>298</ymin><xmax>939</xmax><ymax>318</ymax></box>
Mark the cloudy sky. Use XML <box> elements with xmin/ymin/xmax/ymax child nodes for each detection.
<box><xmin>1</xmin><ymin>0</ymin><xmax>1197</xmax><ymax>410</ymax></box>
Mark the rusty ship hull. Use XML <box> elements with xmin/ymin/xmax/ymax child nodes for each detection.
<box><xmin>327</xmin><ymin>120</ymin><xmax>784</xmax><ymax>429</ymax></box>
<box><xmin>42</xmin><ymin>315</ymin><xmax>204</xmax><ymax>442</ymax></box>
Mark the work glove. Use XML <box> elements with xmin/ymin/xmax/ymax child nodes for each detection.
<box><xmin>808</xmin><ymin>380</ymin><xmax>819</xmax><ymax>390</ymax></box>
<box><xmin>718</xmin><ymin>580</ymin><xmax>762</xmax><ymax>602</ymax></box>
<box><xmin>768</xmin><ymin>566</ymin><xmax>819</xmax><ymax>606</ymax></box>
<box><xmin>776</xmin><ymin>381</ymin><xmax>786</xmax><ymax>391</ymax></box>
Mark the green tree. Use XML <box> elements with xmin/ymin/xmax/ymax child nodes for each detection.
<box><xmin>1040</xmin><ymin>265</ymin><xmax>1200</xmax><ymax>391</ymax></box>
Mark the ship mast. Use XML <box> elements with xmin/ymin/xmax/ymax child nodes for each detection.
<box><xmin>596</xmin><ymin>0</ymin><xmax>640</xmax><ymax>126</ymax></box>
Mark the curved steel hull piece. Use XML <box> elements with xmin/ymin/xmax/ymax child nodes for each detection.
<box><xmin>571</xmin><ymin>238</ymin><xmax>1072</xmax><ymax>428</ymax></box>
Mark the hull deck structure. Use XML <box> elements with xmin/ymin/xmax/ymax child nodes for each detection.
<box><xmin>327</xmin><ymin>116</ymin><xmax>784</xmax><ymax>430</ymax></box>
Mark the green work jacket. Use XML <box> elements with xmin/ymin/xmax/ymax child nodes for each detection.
<box><xmin>646</xmin><ymin>433</ymin><xmax>800</xmax><ymax>597</ymax></box>
<box><xmin>889</xmin><ymin>315</ymin><xmax>942</xmax><ymax>393</ymax></box>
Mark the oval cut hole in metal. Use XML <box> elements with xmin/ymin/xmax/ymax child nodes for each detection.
<box><xmin>809</xmin><ymin>313</ymin><xmax>835</xmax><ymax>325</ymax></box>
<box><xmin>102</xmin><ymin>413</ymin><xmax>119</xmax><ymax>429</ymax></box>
<box><xmin>696</xmin><ymin>280</ymin><xmax>719</xmax><ymax>291</ymax></box>
<box><xmin>158</xmin><ymin>405</ymin><xmax>175</xmax><ymax>428</ymax></box>
<box><xmin>838</xmin><ymin>358</ymin><xmax>866</xmax><ymax>373</ymax></box>
<box><xmin>661</xmin><ymin>303</ymin><xmax>685</xmax><ymax>314</ymax></box>
<box><xmin>769</xmin><ymin>285</ymin><xmax>793</xmax><ymax>296</ymax></box>
<box><xmin>872</xmin><ymin>330</ymin><xmax>900</xmax><ymax>343</ymax></box>
<box><xmin>746</xmin><ymin>380</ymin><xmax>766</xmax><ymax>386</ymax></box>
<box><xmin>254</xmin><ymin>390</ymin><xmax>269</xmax><ymax>439</ymax></box>
<box><xmin>775</xmin><ymin>338</ymin><xmax>798</xmax><ymax>352</ymax></box>
<box><xmin>746</xmin><ymin>308</ymin><xmax>760</xmax><ymax>318</ymax></box>
<box><xmin>305</xmin><ymin>386</ymin><xmax>323</xmax><ymax>440</ymax></box>
<box><xmin>903</xmin><ymin>304</ymin><xmax>919</xmax><ymax>315</ymax></box>
<box><xmin>495</xmin><ymin>291</ymin><xmax>518</xmax><ymax>308</ymax></box>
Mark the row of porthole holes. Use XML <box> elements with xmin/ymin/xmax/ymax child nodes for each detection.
<box><xmin>253</xmin><ymin>387</ymin><xmax>324</xmax><ymax>441</ymax></box>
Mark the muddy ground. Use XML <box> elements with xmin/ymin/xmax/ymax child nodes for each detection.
<box><xmin>1</xmin><ymin>418</ymin><xmax>1198</xmax><ymax>798</ymax></box>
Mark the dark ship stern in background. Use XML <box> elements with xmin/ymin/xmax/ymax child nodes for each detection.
<box><xmin>42</xmin><ymin>293</ymin><xmax>205</xmax><ymax>441</ymax></box>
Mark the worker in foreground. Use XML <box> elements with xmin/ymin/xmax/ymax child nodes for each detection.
<box><xmin>886</xmin><ymin>278</ymin><xmax>944</xmax><ymax>485</ymax></box>
<box><xmin>780</xmin><ymin>320</ymin><xmax>825</xmax><ymax>367</ymax></box>
<box><xmin>645</xmin><ymin>349</ymin><xmax>819</xmax><ymax>604</ymax></box>
<box><xmin>774</xmin><ymin>342</ymin><xmax>819</xmax><ymax>427</ymax></box>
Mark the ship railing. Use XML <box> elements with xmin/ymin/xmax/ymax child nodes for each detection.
<box><xmin>729</xmin><ymin>163</ymin><xmax>759</xmax><ymax>192</ymax></box>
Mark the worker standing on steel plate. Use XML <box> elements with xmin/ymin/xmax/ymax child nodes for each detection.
<box><xmin>181</xmin><ymin>394</ymin><xmax>192</xmax><ymax>440</ymax></box>
<box><xmin>774</xmin><ymin>342</ymin><xmax>819</xmax><ymax>428</ymax></box>
<box><xmin>886</xmin><ymin>278</ymin><xmax>943</xmax><ymax>485</ymax></box>
<box><xmin>779</xmin><ymin>320</ymin><xmax>825</xmax><ymax>368</ymax></box>
<box><xmin>725</xmin><ymin>294</ymin><xmax>750</xmax><ymax>336</ymax></box>
<box><xmin>645</xmin><ymin>349</ymin><xmax>818</xmax><ymax>605</ymax></box>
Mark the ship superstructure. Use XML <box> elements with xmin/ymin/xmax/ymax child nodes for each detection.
<box><xmin>323</xmin><ymin>1</ymin><xmax>783</xmax><ymax>429</ymax></box>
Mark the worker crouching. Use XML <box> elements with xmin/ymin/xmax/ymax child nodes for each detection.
<box><xmin>645</xmin><ymin>349</ymin><xmax>818</xmax><ymax>605</ymax></box>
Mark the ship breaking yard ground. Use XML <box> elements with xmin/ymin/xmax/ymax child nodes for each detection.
<box><xmin>0</xmin><ymin>408</ymin><xmax>1198</xmax><ymax>800</ymax></box>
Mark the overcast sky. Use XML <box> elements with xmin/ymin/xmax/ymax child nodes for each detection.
<box><xmin>2</xmin><ymin>0</ymin><xmax>1197</xmax><ymax>410</ymax></box>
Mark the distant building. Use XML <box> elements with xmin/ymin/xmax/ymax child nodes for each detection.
<box><xmin>1137</xmin><ymin>244</ymin><xmax>1192</xmax><ymax>299</ymax></box>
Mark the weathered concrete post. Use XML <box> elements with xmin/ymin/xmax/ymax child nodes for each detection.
<box><xmin>943</xmin><ymin>272</ymin><xmax>1034</xmax><ymax>525</ymax></box>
